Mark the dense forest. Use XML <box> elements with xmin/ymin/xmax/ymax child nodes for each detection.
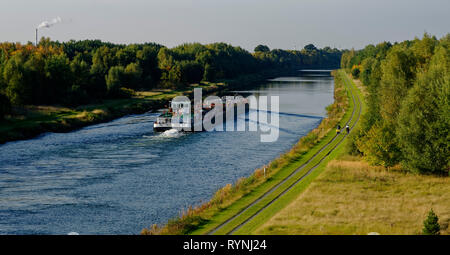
<box><xmin>0</xmin><ymin>38</ymin><xmax>341</xmax><ymax>118</ymax></box>
<box><xmin>342</xmin><ymin>34</ymin><xmax>449</xmax><ymax>175</ymax></box>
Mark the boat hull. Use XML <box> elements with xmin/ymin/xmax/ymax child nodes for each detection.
<box><xmin>153</xmin><ymin>126</ymin><xmax>173</xmax><ymax>132</ymax></box>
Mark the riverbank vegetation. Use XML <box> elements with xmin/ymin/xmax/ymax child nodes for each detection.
<box><xmin>141</xmin><ymin>70</ymin><xmax>350</xmax><ymax>235</ymax></box>
<box><xmin>0</xmin><ymin>93</ymin><xmax>166</xmax><ymax>144</ymax></box>
<box><xmin>341</xmin><ymin>33</ymin><xmax>449</xmax><ymax>175</ymax></box>
<box><xmin>0</xmin><ymin>38</ymin><xmax>342</xmax><ymax>143</ymax></box>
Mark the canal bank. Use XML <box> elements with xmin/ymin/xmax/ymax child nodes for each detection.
<box><xmin>142</xmin><ymin>70</ymin><xmax>350</xmax><ymax>235</ymax></box>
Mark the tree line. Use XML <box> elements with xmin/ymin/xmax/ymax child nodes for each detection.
<box><xmin>0</xmin><ymin>38</ymin><xmax>342</xmax><ymax>118</ymax></box>
<box><xmin>342</xmin><ymin>33</ymin><xmax>449</xmax><ymax>175</ymax></box>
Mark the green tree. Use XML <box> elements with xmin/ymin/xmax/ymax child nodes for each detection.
<box><xmin>411</xmin><ymin>33</ymin><xmax>438</xmax><ymax>71</ymax></box>
<box><xmin>360</xmin><ymin>57</ymin><xmax>376</xmax><ymax>86</ymax></box>
<box><xmin>167</xmin><ymin>63</ymin><xmax>182</xmax><ymax>83</ymax></box>
<box><xmin>89</xmin><ymin>47</ymin><xmax>114</xmax><ymax>98</ymax></box>
<box><xmin>70</xmin><ymin>54</ymin><xmax>91</xmax><ymax>100</ymax></box>
<box><xmin>23</xmin><ymin>52</ymin><xmax>46</xmax><ymax>104</ymax></box>
<box><xmin>397</xmin><ymin>46</ymin><xmax>449</xmax><ymax>174</ymax></box>
<box><xmin>361</xmin><ymin>46</ymin><xmax>418</xmax><ymax>166</ymax></box>
<box><xmin>136</xmin><ymin>45</ymin><xmax>160</xmax><ymax>88</ymax></box>
<box><xmin>179</xmin><ymin>60</ymin><xmax>203</xmax><ymax>83</ymax></box>
<box><xmin>304</xmin><ymin>44</ymin><xmax>317</xmax><ymax>52</ymax></box>
<box><xmin>422</xmin><ymin>209</ymin><xmax>440</xmax><ymax>235</ymax></box>
<box><xmin>43</xmin><ymin>53</ymin><xmax>72</xmax><ymax>103</ymax></box>
<box><xmin>357</xmin><ymin>121</ymin><xmax>402</xmax><ymax>167</ymax></box>
<box><xmin>124</xmin><ymin>62</ymin><xmax>142</xmax><ymax>89</ymax></box>
<box><xmin>116</xmin><ymin>45</ymin><xmax>138</xmax><ymax>66</ymax></box>
<box><xmin>203</xmin><ymin>63</ymin><xmax>215</xmax><ymax>81</ymax></box>
<box><xmin>254</xmin><ymin>45</ymin><xmax>270</xmax><ymax>53</ymax></box>
<box><xmin>157</xmin><ymin>47</ymin><xmax>176</xmax><ymax>81</ymax></box>
<box><xmin>359</xmin><ymin>58</ymin><xmax>382</xmax><ymax>136</ymax></box>
<box><xmin>379</xmin><ymin>46</ymin><xmax>416</xmax><ymax>120</ymax></box>
<box><xmin>105</xmin><ymin>66</ymin><xmax>125</xmax><ymax>94</ymax></box>
<box><xmin>341</xmin><ymin>49</ymin><xmax>356</xmax><ymax>69</ymax></box>
<box><xmin>91</xmin><ymin>46</ymin><xmax>117</xmax><ymax>75</ymax></box>
<box><xmin>3</xmin><ymin>54</ymin><xmax>30</xmax><ymax>105</ymax></box>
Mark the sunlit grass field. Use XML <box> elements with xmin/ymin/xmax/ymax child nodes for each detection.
<box><xmin>254</xmin><ymin>155</ymin><xmax>450</xmax><ymax>235</ymax></box>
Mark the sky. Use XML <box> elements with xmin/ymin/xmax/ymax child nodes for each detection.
<box><xmin>0</xmin><ymin>0</ymin><xmax>449</xmax><ymax>51</ymax></box>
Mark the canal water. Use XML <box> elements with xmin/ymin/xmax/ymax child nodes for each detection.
<box><xmin>0</xmin><ymin>70</ymin><xmax>334</xmax><ymax>234</ymax></box>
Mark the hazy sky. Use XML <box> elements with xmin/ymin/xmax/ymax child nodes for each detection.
<box><xmin>1</xmin><ymin>0</ymin><xmax>449</xmax><ymax>51</ymax></box>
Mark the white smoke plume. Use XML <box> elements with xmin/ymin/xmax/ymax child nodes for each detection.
<box><xmin>37</xmin><ymin>17</ymin><xmax>62</xmax><ymax>29</ymax></box>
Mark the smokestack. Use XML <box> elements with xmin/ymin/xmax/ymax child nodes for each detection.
<box><xmin>35</xmin><ymin>17</ymin><xmax>62</xmax><ymax>46</ymax></box>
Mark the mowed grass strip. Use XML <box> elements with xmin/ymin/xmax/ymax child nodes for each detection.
<box><xmin>229</xmin><ymin>70</ymin><xmax>363</xmax><ymax>234</ymax></box>
<box><xmin>235</xmin><ymin>135</ymin><xmax>350</xmax><ymax>234</ymax></box>
<box><xmin>215</xmin><ymin>133</ymin><xmax>350</xmax><ymax>235</ymax></box>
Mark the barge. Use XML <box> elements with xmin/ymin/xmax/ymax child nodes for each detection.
<box><xmin>153</xmin><ymin>96</ymin><xmax>249</xmax><ymax>132</ymax></box>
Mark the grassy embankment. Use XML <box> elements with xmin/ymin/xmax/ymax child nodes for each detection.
<box><xmin>142</xmin><ymin>69</ymin><xmax>352</xmax><ymax>235</ymax></box>
<box><xmin>227</xmin><ymin>70</ymin><xmax>362</xmax><ymax>234</ymax></box>
<box><xmin>251</xmin><ymin>74</ymin><xmax>450</xmax><ymax>235</ymax></box>
<box><xmin>0</xmin><ymin>89</ymin><xmax>177</xmax><ymax>144</ymax></box>
<box><xmin>0</xmin><ymin>83</ymin><xmax>235</xmax><ymax>144</ymax></box>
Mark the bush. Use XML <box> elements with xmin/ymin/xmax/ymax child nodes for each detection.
<box><xmin>422</xmin><ymin>209</ymin><xmax>440</xmax><ymax>235</ymax></box>
<box><xmin>351</xmin><ymin>65</ymin><xmax>360</xmax><ymax>78</ymax></box>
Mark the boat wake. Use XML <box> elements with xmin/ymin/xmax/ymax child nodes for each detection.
<box><xmin>160</xmin><ymin>129</ymin><xmax>183</xmax><ymax>138</ymax></box>
<box><xmin>142</xmin><ymin>129</ymin><xmax>184</xmax><ymax>140</ymax></box>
